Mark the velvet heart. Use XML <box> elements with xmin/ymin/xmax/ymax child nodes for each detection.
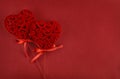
<box><xmin>29</xmin><ymin>20</ymin><xmax>61</xmax><ymax>49</ymax></box>
<box><xmin>4</xmin><ymin>9</ymin><xmax>36</xmax><ymax>40</ymax></box>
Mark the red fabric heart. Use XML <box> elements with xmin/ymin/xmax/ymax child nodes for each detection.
<box><xmin>29</xmin><ymin>20</ymin><xmax>61</xmax><ymax>49</ymax></box>
<box><xmin>4</xmin><ymin>9</ymin><xmax>35</xmax><ymax>39</ymax></box>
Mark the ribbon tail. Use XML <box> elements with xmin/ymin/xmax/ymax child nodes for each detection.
<box><xmin>31</xmin><ymin>52</ymin><xmax>43</xmax><ymax>63</ymax></box>
<box><xmin>23</xmin><ymin>42</ymin><xmax>29</xmax><ymax>58</ymax></box>
<box><xmin>38</xmin><ymin>44</ymin><xmax>63</xmax><ymax>52</ymax></box>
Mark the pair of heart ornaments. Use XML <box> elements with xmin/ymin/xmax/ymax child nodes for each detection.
<box><xmin>4</xmin><ymin>9</ymin><xmax>63</xmax><ymax>63</ymax></box>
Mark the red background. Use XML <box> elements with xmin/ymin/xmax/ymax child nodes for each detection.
<box><xmin>1</xmin><ymin>0</ymin><xmax>120</xmax><ymax>79</ymax></box>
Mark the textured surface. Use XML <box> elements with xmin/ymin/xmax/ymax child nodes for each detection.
<box><xmin>1</xmin><ymin>0</ymin><xmax>120</xmax><ymax>79</ymax></box>
<box><xmin>4</xmin><ymin>9</ymin><xmax>35</xmax><ymax>39</ymax></box>
<box><xmin>29</xmin><ymin>20</ymin><xmax>61</xmax><ymax>49</ymax></box>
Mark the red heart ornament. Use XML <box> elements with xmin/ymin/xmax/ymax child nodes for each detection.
<box><xmin>4</xmin><ymin>9</ymin><xmax>36</xmax><ymax>40</ymax></box>
<box><xmin>29</xmin><ymin>20</ymin><xmax>61</xmax><ymax>49</ymax></box>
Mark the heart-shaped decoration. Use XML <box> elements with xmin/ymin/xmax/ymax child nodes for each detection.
<box><xmin>29</xmin><ymin>20</ymin><xmax>61</xmax><ymax>49</ymax></box>
<box><xmin>4</xmin><ymin>9</ymin><xmax>35</xmax><ymax>39</ymax></box>
<box><xmin>4</xmin><ymin>9</ymin><xmax>63</xmax><ymax>63</ymax></box>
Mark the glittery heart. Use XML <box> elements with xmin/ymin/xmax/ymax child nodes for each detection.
<box><xmin>29</xmin><ymin>20</ymin><xmax>61</xmax><ymax>49</ymax></box>
<box><xmin>4</xmin><ymin>9</ymin><xmax>35</xmax><ymax>39</ymax></box>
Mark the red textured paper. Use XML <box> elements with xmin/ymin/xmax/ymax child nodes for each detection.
<box><xmin>1</xmin><ymin>0</ymin><xmax>120</xmax><ymax>79</ymax></box>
